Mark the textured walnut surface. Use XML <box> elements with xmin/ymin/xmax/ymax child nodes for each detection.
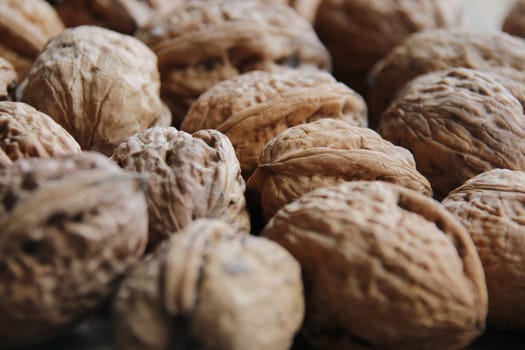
<box><xmin>0</xmin><ymin>152</ymin><xmax>148</xmax><ymax>348</ymax></box>
<box><xmin>114</xmin><ymin>219</ymin><xmax>304</xmax><ymax>350</ymax></box>
<box><xmin>112</xmin><ymin>127</ymin><xmax>250</xmax><ymax>248</ymax></box>
<box><xmin>22</xmin><ymin>25</ymin><xmax>168</xmax><ymax>156</ymax></box>
<box><xmin>503</xmin><ymin>0</ymin><xmax>525</xmax><ymax>38</ymax></box>
<box><xmin>379</xmin><ymin>68</ymin><xmax>525</xmax><ymax>199</ymax></box>
<box><xmin>248</xmin><ymin>119</ymin><xmax>432</xmax><ymax>222</ymax></box>
<box><xmin>182</xmin><ymin>69</ymin><xmax>366</xmax><ymax>178</ymax></box>
<box><xmin>263</xmin><ymin>181</ymin><xmax>487</xmax><ymax>350</ymax></box>
<box><xmin>443</xmin><ymin>169</ymin><xmax>525</xmax><ymax>330</ymax></box>
<box><xmin>0</xmin><ymin>57</ymin><xmax>16</xmax><ymax>101</ymax></box>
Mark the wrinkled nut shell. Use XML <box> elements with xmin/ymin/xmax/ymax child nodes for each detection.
<box><xmin>248</xmin><ymin>118</ymin><xmax>432</xmax><ymax>222</ymax></box>
<box><xmin>0</xmin><ymin>152</ymin><xmax>148</xmax><ymax>348</ymax></box>
<box><xmin>112</xmin><ymin>127</ymin><xmax>250</xmax><ymax>248</ymax></box>
<box><xmin>0</xmin><ymin>57</ymin><xmax>17</xmax><ymax>100</ymax></box>
<box><xmin>263</xmin><ymin>181</ymin><xmax>487</xmax><ymax>350</ymax></box>
<box><xmin>379</xmin><ymin>68</ymin><xmax>525</xmax><ymax>199</ymax></box>
<box><xmin>22</xmin><ymin>25</ymin><xmax>168</xmax><ymax>155</ymax></box>
<box><xmin>503</xmin><ymin>0</ymin><xmax>525</xmax><ymax>38</ymax></box>
<box><xmin>443</xmin><ymin>169</ymin><xmax>525</xmax><ymax>330</ymax></box>
<box><xmin>114</xmin><ymin>219</ymin><xmax>304</xmax><ymax>350</ymax></box>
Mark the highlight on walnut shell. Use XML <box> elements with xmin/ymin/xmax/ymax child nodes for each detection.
<box><xmin>443</xmin><ymin>169</ymin><xmax>525</xmax><ymax>330</ymax></box>
<box><xmin>136</xmin><ymin>0</ymin><xmax>330</xmax><ymax>126</ymax></box>
<box><xmin>503</xmin><ymin>0</ymin><xmax>525</xmax><ymax>38</ymax></box>
<box><xmin>263</xmin><ymin>181</ymin><xmax>487</xmax><ymax>350</ymax></box>
<box><xmin>113</xmin><ymin>219</ymin><xmax>304</xmax><ymax>350</ymax></box>
<box><xmin>0</xmin><ymin>152</ymin><xmax>148</xmax><ymax>348</ymax></box>
<box><xmin>181</xmin><ymin>69</ymin><xmax>366</xmax><ymax>178</ymax></box>
<box><xmin>378</xmin><ymin>68</ymin><xmax>525</xmax><ymax>199</ymax></box>
<box><xmin>247</xmin><ymin>119</ymin><xmax>432</xmax><ymax>223</ymax></box>
<box><xmin>111</xmin><ymin>126</ymin><xmax>250</xmax><ymax>249</ymax></box>
<box><xmin>21</xmin><ymin>25</ymin><xmax>170</xmax><ymax>156</ymax></box>
<box><xmin>0</xmin><ymin>57</ymin><xmax>16</xmax><ymax>101</ymax></box>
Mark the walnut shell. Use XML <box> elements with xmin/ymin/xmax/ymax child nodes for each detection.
<box><xmin>503</xmin><ymin>0</ymin><xmax>525</xmax><ymax>38</ymax></box>
<box><xmin>443</xmin><ymin>169</ymin><xmax>525</xmax><ymax>330</ymax></box>
<box><xmin>22</xmin><ymin>26</ymin><xmax>169</xmax><ymax>156</ymax></box>
<box><xmin>0</xmin><ymin>0</ymin><xmax>64</xmax><ymax>80</ymax></box>
<box><xmin>113</xmin><ymin>219</ymin><xmax>304</xmax><ymax>350</ymax></box>
<box><xmin>0</xmin><ymin>57</ymin><xmax>16</xmax><ymax>101</ymax></box>
<box><xmin>378</xmin><ymin>68</ymin><xmax>525</xmax><ymax>199</ymax></box>
<box><xmin>368</xmin><ymin>30</ymin><xmax>525</xmax><ymax>127</ymax></box>
<box><xmin>136</xmin><ymin>1</ymin><xmax>330</xmax><ymax>126</ymax></box>
<box><xmin>182</xmin><ymin>69</ymin><xmax>366</xmax><ymax>178</ymax></box>
<box><xmin>263</xmin><ymin>181</ymin><xmax>487</xmax><ymax>350</ymax></box>
<box><xmin>111</xmin><ymin>127</ymin><xmax>250</xmax><ymax>248</ymax></box>
<box><xmin>270</xmin><ymin>0</ymin><xmax>320</xmax><ymax>22</ymax></box>
<box><xmin>0</xmin><ymin>152</ymin><xmax>148</xmax><ymax>348</ymax></box>
<box><xmin>315</xmin><ymin>0</ymin><xmax>463</xmax><ymax>93</ymax></box>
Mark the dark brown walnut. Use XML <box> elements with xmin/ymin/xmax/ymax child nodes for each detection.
<box><xmin>22</xmin><ymin>26</ymin><xmax>169</xmax><ymax>156</ymax></box>
<box><xmin>503</xmin><ymin>0</ymin><xmax>525</xmax><ymax>38</ymax></box>
<box><xmin>379</xmin><ymin>68</ymin><xmax>525</xmax><ymax>199</ymax></box>
<box><xmin>0</xmin><ymin>0</ymin><xmax>64</xmax><ymax>80</ymax></box>
<box><xmin>263</xmin><ymin>181</ymin><xmax>487</xmax><ymax>350</ymax></box>
<box><xmin>248</xmin><ymin>119</ymin><xmax>432</xmax><ymax>222</ymax></box>
<box><xmin>0</xmin><ymin>57</ymin><xmax>16</xmax><ymax>101</ymax></box>
<box><xmin>136</xmin><ymin>1</ymin><xmax>330</xmax><ymax>126</ymax></box>
<box><xmin>182</xmin><ymin>69</ymin><xmax>366</xmax><ymax>178</ymax></box>
<box><xmin>0</xmin><ymin>152</ymin><xmax>148</xmax><ymax>348</ymax></box>
<box><xmin>111</xmin><ymin>127</ymin><xmax>250</xmax><ymax>248</ymax></box>
<box><xmin>113</xmin><ymin>219</ymin><xmax>304</xmax><ymax>350</ymax></box>
<box><xmin>368</xmin><ymin>30</ymin><xmax>525</xmax><ymax>127</ymax></box>
<box><xmin>443</xmin><ymin>169</ymin><xmax>525</xmax><ymax>330</ymax></box>
<box><xmin>315</xmin><ymin>0</ymin><xmax>463</xmax><ymax>94</ymax></box>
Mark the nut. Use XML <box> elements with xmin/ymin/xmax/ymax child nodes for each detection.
<box><xmin>248</xmin><ymin>119</ymin><xmax>432</xmax><ymax>222</ymax></box>
<box><xmin>443</xmin><ymin>169</ymin><xmax>525</xmax><ymax>330</ymax></box>
<box><xmin>111</xmin><ymin>127</ymin><xmax>250</xmax><ymax>248</ymax></box>
<box><xmin>136</xmin><ymin>0</ymin><xmax>330</xmax><ymax>126</ymax></box>
<box><xmin>113</xmin><ymin>219</ymin><xmax>304</xmax><ymax>350</ymax></box>
<box><xmin>263</xmin><ymin>181</ymin><xmax>487</xmax><ymax>350</ymax></box>
<box><xmin>378</xmin><ymin>68</ymin><xmax>525</xmax><ymax>199</ymax></box>
<box><xmin>22</xmin><ymin>25</ymin><xmax>169</xmax><ymax>155</ymax></box>
<box><xmin>503</xmin><ymin>0</ymin><xmax>525</xmax><ymax>38</ymax></box>
<box><xmin>182</xmin><ymin>69</ymin><xmax>366</xmax><ymax>178</ymax></box>
<box><xmin>0</xmin><ymin>152</ymin><xmax>148</xmax><ymax>348</ymax></box>
<box><xmin>0</xmin><ymin>57</ymin><xmax>16</xmax><ymax>100</ymax></box>
<box><xmin>270</xmin><ymin>0</ymin><xmax>321</xmax><ymax>22</ymax></box>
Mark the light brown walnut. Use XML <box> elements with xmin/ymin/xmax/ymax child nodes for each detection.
<box><xmin>503</xmin><ymin>0</ymin><xmax>525</xmax><ymax>38</ymax></box>
<box><xmin>0</xmin><ymin>58</ymin><xmax>16</xmax><ymax>101</ymax></box>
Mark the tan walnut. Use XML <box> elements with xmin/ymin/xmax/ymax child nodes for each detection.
<box><xmin>113</xmin><ymin>219</ymin><xmax>304</xmax><ymax>350</ymax></box>
<box><xmin>22</xmin><ymin>25</ymin><xmax>169</xmax><ymax>156</ymax></box>
<box><xmin>263</xmin><ymin>181</ymin><xmax>487</xmax><ymax>350</ymax></box>
<box><xmin>0</xmin><ymin>152</ymin><xmax>148</xmax><ymax>348</ymax></box>
<box><xmin>443</xmin><ymin>169</ymin><xmax>525</xmax><ymax>330</ymax></box>
<box><xmin>248</xmin><ymin>119</ymin><xmax>432</xmax><ymax>222</ymax></box>
<box><xmin>378</xmin><ymin>68</ymin><xmax>525</xmax><ymax>199</ymax></box>
<box><xmin>182</xmin><ymin>69</ymin><xmax>366</xmax><ymax>178</ymax></box>
<box><xmin>0</xmin><ymin>57</ymin><xmax>16</xmax><ymax>101</ymax></box>
<box><xmin>503</xmin><ymin>0</ymin><xmax>525</xmax><ymax>38</ymax></box>
<box><xmin>136</xmin><ymin>0</ymin><xmax>330</xmax><ymax>126</ymax></box>
<box><xmin>112</xmin><ymin>127</ymin><xmax>250</xmax><ymax>248</ymax></box>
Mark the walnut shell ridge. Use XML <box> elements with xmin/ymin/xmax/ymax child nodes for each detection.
<box><xmin>0</xmin><ymin>57</ymin><xmax>16</xmax><ymax>101</ymax></box>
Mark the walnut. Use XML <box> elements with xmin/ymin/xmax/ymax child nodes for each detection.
<box><xmin>314</xmin><ymin>0</ymin><xmax>463</xmax><ymax>93</ymax></box>
<box><xmin>368</xmin><ymin>30</ymin><xmax>525</xmax><ymax>127</ymax></box>
<box><xmin>248</xmin><ymin>119</ymin><xmax>432</xmax><ymax>222</ymax></box>
<box><xmin>111</xmin><ymin>127</ymin><xmax>250</xmax><ymax>248</ymax></box>
<box><xmin>443</xmin><ymin>169</ymin><xmax>525</xmax><ymax>330</ymax></box>
<box><xmin>22</xmin><ymin>26</ymin><xmax>169</xmax><ymax>156</ymax></box>
<box><xmin>262</xmin><ymin>181</ymin><xmax>487</xmax><ymax>350</ymax></box>
<box><xmin>269</xmin><ymin>0</ymin><xmax>320</xmax><ymax>22</ymax></box>
<box><xmin>181</xmin><ymin>69</ymin><xmax>366</xmax><ymax>178</ymax></box>
<box><xmin>0</xmin><ymin>152</ymin><xmax>148</xmax><ymax>348</ymax></box>
<box><xmin>0</xmin><ymin>57</ymin><xmax>16</xmax><ymax>101</ymax></box>
<box><xmin>0</xmin><ymin>0</ymin><xmax>64</xmax><ymax>80</ymax></box>
<box><xmin>378</xmin><ymin>68</ymin><xmax>525</xmax><ymax>199</ymax></box>
<box><xmin>113</xmin><ymin>219</ymin><xmax>304</xmax><ymax>350</ymax></box>
<box><xmin>503</xmin><ymin>0</ymin><xmax>525</xmax><ymax>38</ymax></box>
<box><xmin>136</xmin><ymin>1</ymin><xmax>330</xmax><ymax>126</ymax></box>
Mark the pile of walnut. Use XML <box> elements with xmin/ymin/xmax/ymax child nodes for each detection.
<box><xmin>1</xmin><ymin>0</ymin><xmax>525</xmax><ymax>349</ymax></box>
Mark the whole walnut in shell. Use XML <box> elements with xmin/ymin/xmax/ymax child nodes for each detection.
<box><xmin>443</xmin><ymin>169</ymin><xmax>525</xmax><ymax>330</ymax></box>
<box><xmin>182</xmin><ymin>69</ymin><xmax>366</xmax><ymax>178</ymax></box>
<box><xmin>113</xmin><ymin>219</ymin><xmax>304</xmax><ymax>350</ymax></box>
<box><xmin>136</xmin><ymin>0</ymin><xmax>330</xmax><ymax>125</ymax></box>
<box><xmin>379</xmin><ymin>68</ymin><xmax>525</xmax><ymax>199</ymax></box>
<box><xmin>248</xmin><ymin>119</ymin><xmax>432</xmax><ymax>222</ymax></box>
<box><xmin>0</xmin><ymin>57</ymin><xmax>16</xmax><ymax>101</ymax></box>
<box><xmin>22</xmin><ymin>26</ymin><xmax>169</xmax><ymax>156</ymax></box>
<box><xmin>263</xmin><ymin>181</ymin><xmax>487</xmax><ymax>350</ymax></box>
<box><xmin>112</xmin><ymin>127</ymin><xmax>250</xmax><ymax>248</ymax></box>
<box><xmin>0</xmin><ymin>0</ymin><xmax>64</xmax><ymax>79</ymax></box>
<box><xmin>503</xmin><ymin>0</ymin><xmax>525</xmax><ymax>38</ymax></box>
<box><xmin>0</xmin><ymin>152</ymin><xmax>148</xmax><ymax>348</ymax></box>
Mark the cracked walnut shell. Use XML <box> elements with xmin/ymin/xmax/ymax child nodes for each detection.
<box><xmin>263</xmin><ymin>181</ymin><xmax>487</xmax><ymax>350</ymax></box>
<box><xmin>113</xmin><ymin>219</ymin><xmax>304</xmax><ymax>350</ymax></box>
<box><xmin>0</xmin><ymin>152</ymin><xmax>148</xmax><ymax>348</ymax></box>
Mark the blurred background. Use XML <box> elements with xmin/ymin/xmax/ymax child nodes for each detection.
<box><xmin>464</xmin><ymin>0</ymin><xmax>515</xmax><ymax>30</ymax></box>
